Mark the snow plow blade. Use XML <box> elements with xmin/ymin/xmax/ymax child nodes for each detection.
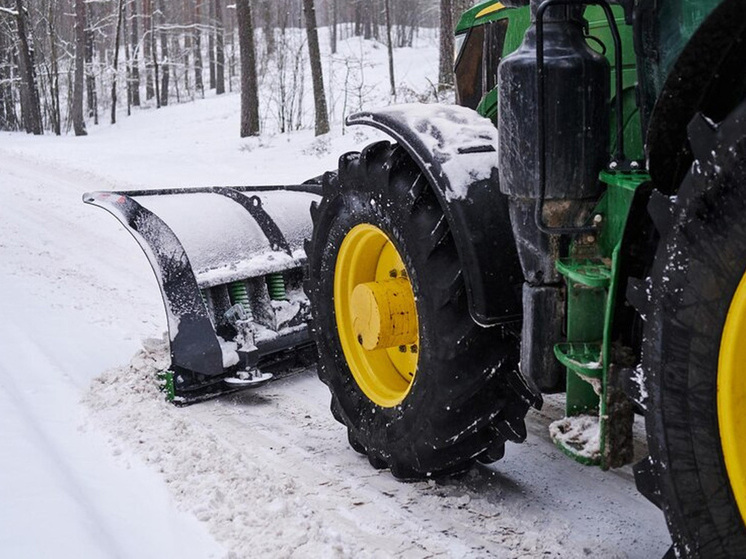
<box><xmin>83</xmin><ymin>185</ymin><xmax>321</xmax><ymax>404</ymax></box>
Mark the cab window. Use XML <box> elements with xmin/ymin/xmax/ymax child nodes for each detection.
<box><xmin>455</xmin><ymin>20</ymin><xmax>509</xmax><ymax>110</ymax></box>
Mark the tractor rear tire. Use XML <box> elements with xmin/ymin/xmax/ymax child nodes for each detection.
<box><xmin>305</xmin><ymin>141</ymin><xmax>534</xmax><ymax>479</ymax></box>
<box><xmin>640</xmin><ymin>102</ymin><xmax>746</xmax><ymax>557</ymax></box>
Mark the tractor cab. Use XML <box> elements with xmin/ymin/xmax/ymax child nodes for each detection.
<box><xmin>454</xmin><ymin>2</ymin><xmax>528</xmax><ymax>118</ymax></box>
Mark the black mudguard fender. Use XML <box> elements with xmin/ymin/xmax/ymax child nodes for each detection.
<box><xmin>347</xmin><ymin>103</ymin><xmax>523</xmax><ymax>327</ymax></box>
<box><xmin>644</xmin><ymin>0</ymin><xmax>746</xmax><ymax>193</ymax></box>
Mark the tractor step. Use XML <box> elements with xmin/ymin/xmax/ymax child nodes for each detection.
<box><xmin>549</xmin><ymin>175</ymin><xmax>646</xmax><ymax>470</ymax></box>
<box><xmin>553</xmin><ymin>342</ymin><xmax>603</xmax><ymax>380</ymax></box>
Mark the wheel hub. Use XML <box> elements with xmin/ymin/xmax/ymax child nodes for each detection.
<box><xmin>334</xmin><ymin>223</ymin><xmax>420</xmax><ymax>408</ymax></box>
<box><xmin>351</xmin><ymin>279</ymin><xmax>418</xmax><ymax>351</ymax></box>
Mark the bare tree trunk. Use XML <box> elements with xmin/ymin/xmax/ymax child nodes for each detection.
<box><xmin>362</xmin><ymin>2</ymin><xmax>372</xmax><ymax>40</ymax></box>
<box><xmin>85</xmin><ymin>7</ymin><xmax>98</xmax><ymax>123</ymax></box>
<box><xmin>14</xmin><ymin>0</ymin><xmax>42</xmax><ymax>134</ymax></box>
<box><xmin>385</xmin><ymin>0</ymin><xmax>395</xmax><ymax>98</ymax></box>
<box><xmin>0</xmin><ymin>20</ymin><xmax>18</xmax><ymax>131</ymax></box>
<box><xmin>330</xmin><ymin>0</ymin><xmax>337</xmax><ymax>54</ymax></box>
<box><xmin>47</xmin><ymin>1</ymin><xmax>61</xmax><ymax>135</ymax></box>
<box><xmin>194</xmin><ymin>0</ymin><xmax>204</xmax><ymax>97</ymax></box>
<box><xmin>214</xmin><ymin>0</ymin><xmax>225</xmax><ymax>94</ymax></box>
<box><xmin>143</xmin><ymin>0</ymin><xmax>154</xmax><ymax>100</ymax></box>
<box><xmin>302</xmin><ymin>0</ymin><xmax>328</xmax><ymax>136</ymax></box>
<box><xmin>208</xmin><ymin>0</ymin><xmax>215</xmax><ymax>89</ymax></box>
<box><xmin>152</xmin><ymin>12</ymin><xmax>160</xmax><ymax>108</ymax></box>
<box><xmin>236</xmin><ymin>0</ymin><xmax>259</xmax><ymax>137</ymax></box>
<box><xmin>123</xmin><ymin>0</ymin><xmax>132</xmax><ymax>114</ymax></box>
<box><xmin>452</xmin><ymin>0</ymin><xmax>472</xmax><ymax>24</ymax></box>
<box><xmin>261</xmin><ymin>0</ymin><xmax>274</xmax><ymax>55</ymax></box>
<box><xmin>183</xmin><ymin>26</ymin><xmax>191</xmax><ymax>98</ymax></box>
<box><xmin>157</xmin><ymin>0</ymin><xmax>169</xmax><ymax>106</ymax></box>
<box><xmin>438</xmin><ymin>0</ymin><xmax>454</xmax><ymax>89</ymax></box>
<box><xmin>72</xmin><ymin>0</ymin><xmax>87</xmax><ymax>135</ymax></box>
<box><xmin>130</xmin><ymin>0</ymin><xmax>141</xmax><ymax>106</ymax></box>
<box><xmin>111</xmin><ymin>0</ymin><xmax>124</xmax><ymax>124</ymax></box>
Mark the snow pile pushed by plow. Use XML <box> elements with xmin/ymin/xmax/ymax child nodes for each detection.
<box><xmin>85</xmin><ymin>339</ymin><xmax>603</xmax><ymax>558</ymax></box>
<box><xmin>84</xmin><ymin>339</ymin><xmax>353</xmax><ymax>557</ymax></box>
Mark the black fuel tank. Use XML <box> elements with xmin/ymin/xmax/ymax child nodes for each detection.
<box><xmin>498</xmin><ymin>4</ymin><xmax>609</xmax><ymax>202</ymax></box>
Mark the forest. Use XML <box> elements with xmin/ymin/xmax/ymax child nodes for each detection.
<box><xmin>0</xmin><ymin>0</ymin><xmax>475</xmax><ymax>138</ymax></box>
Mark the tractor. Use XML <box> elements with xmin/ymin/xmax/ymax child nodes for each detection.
<box><xmin>85</xmin><ymin>0</ymin><xmax>746</xmax><ymax>556</ymax></box>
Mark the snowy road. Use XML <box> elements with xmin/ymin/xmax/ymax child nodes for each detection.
<box><xmin>0</xmin><ymin>90</ymin><xmax>671</xmax><ymax>557</ymax></box>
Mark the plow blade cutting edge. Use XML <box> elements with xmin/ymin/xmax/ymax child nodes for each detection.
<box><xmin>83</xmin><ymin>184</ymin><xmax>322</xmax><ymax>404</ymax></box>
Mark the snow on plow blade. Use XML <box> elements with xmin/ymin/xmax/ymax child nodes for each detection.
<box><xmin>84</xmin><ymin>185</ymin><xmax>321</xmax><ymax>403</ymax></box>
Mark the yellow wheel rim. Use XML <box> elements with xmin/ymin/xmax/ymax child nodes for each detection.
<box><xmin>334</xmin><ymin>224</ymin><xmax>419</xmax><ymax>408</ymax></box>
<box><xmin>718</xmin><ymin>271</ymin><xmax>746</xmax><ymax>524</ymax></box>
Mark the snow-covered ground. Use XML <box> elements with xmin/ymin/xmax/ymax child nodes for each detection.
<box><xmin>1</xmin><ymin>31</ymin><xmax>671</xmax><ymax>558</ymax></box>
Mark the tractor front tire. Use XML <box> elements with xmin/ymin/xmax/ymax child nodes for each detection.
<box><xmin>641</xmin><ymin>102</ymin><xmax>746</xmax><ymax>557</ymax></box>
<box><xmin>306</xmin><ymin>141</ymin><xmax>533</xmax><ymax>479</ymax></box>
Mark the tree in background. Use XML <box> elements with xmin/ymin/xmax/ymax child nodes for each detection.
<box><xmin>236</xmin><ymin>0</ymin><xmax>259</xmax><ymax>137</ymax></box>
<box><xmin>384</xmin><ymin>0</ymin><xmax>395</xmax><ymax>98</ymax></box>
<box><xmin>14</xmin><ymin>0</ymin><xmax>42</xmax><ymax>134</ymax></box>
<box><xmin>302</xmin><ymin>0</ymin><xmax>328</xmax><ymax>136</ymax></box>
<box><xmin>438</xmin><ymin>0</ymin><xmax>454</xmax><ymax>89</ymax></box>
<box><xmin>143</xmin><ymin>0</ymin><xmax>155</xmax><ymax>100</ymax></box>
<box><xmin>0</xmin><ymin>7</ymin><xmax>18</xmax><ymax>131</ymax></box>
<box><xmin>207</xmin><ymin>0</ymin><xmax>215</xmax><ymax>89</ymax></box>
<box><xmin>214</xmin><ymin>0</ymin><xmax>225</xmax><ymax>94</ymax></box>
<box><xmin>0</xmin><ymin>0</ymin><xmax>449</xmax><ymax>136</ymax></box>
<box><xmin>157</xmin><ymin>0</ymin><xmax>169</xmax><ymax>106</ymax></box>
<box><xmin>44</xmin><ymin>0</ymin><xmax>62</xmax><ymax>135</ymax></box>
<box><xmin>328</xmin><ymin>0</ymin><xmax>337</xmax><ymax>54</ymax></box>
<box><xmin>129</xmin><ymin>0</ymin><xmax>141</xmax><ymax>107</ymax></box>
<box><xmin>111</xmin><ymin>0</ymin><xmax>124</xmax><ymax>123</ymax></box>
<box><xmin>193</xmin><ymin>0</ymin><xmax>205</xmax><ymax>97</ymax></box>
<box><xmin>72</xmin><ymin>0</ymin><xmax>86</xmax><ymax>135</ymax></box>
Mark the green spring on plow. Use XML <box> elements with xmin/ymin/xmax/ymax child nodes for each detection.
<box><xmin>266</xmin><ymin>273</ymin><xmax>287</xmax><ymax>301</ymax></box>
<box><xmin>227</xmin><ymin>281</ymin><xmax>254</xmax><ymax>321</ymax></box>
<box><xmin>228</xmin><ymin>281</ymin><xmax>251</xmax><ymax>307</ymax></box>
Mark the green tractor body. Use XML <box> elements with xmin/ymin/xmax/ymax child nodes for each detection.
<box><xmin>444</xmin><ymin>1</ymin><xmax>746</xmax><ymax>555</ymax></box>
